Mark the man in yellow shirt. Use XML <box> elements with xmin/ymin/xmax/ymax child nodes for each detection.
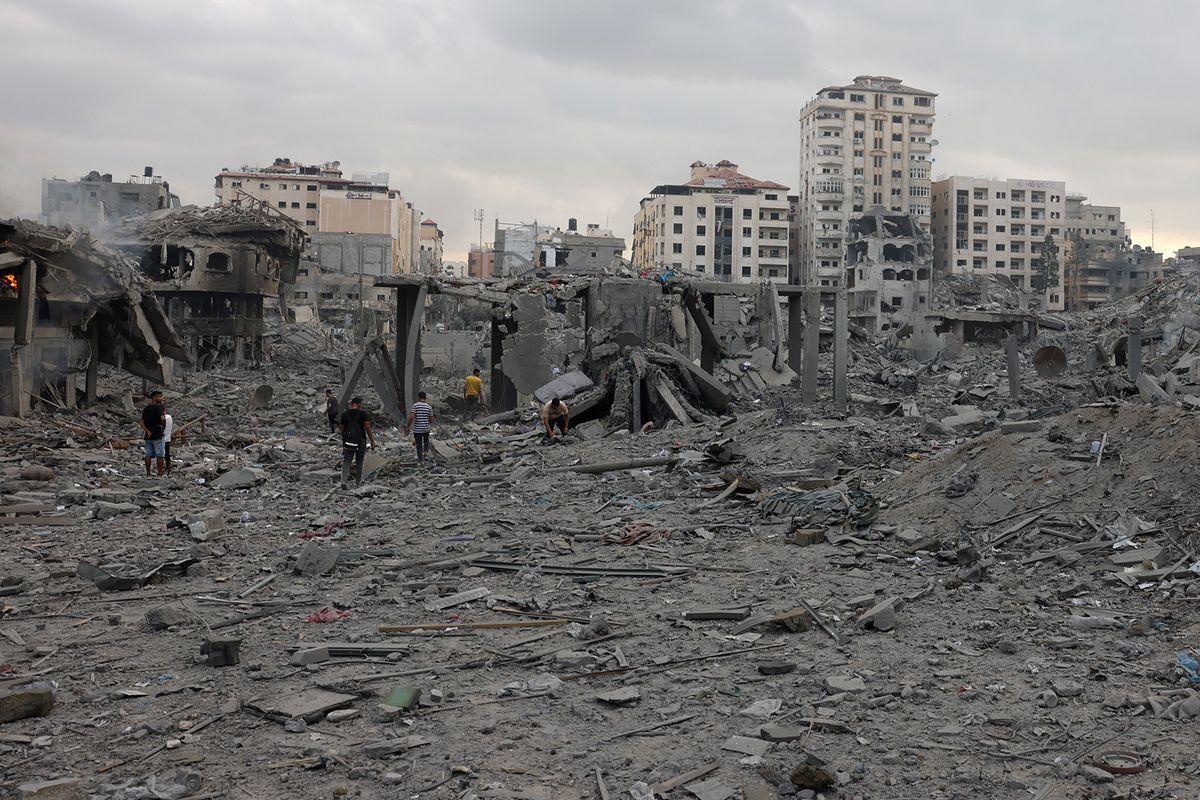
<box><xmin>463</xmin><ymin>367</ymin><xmax>484</xmax><ymax>418</ymax></box>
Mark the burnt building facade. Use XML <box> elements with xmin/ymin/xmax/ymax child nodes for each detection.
<box><xmin>0</xmin><ymin>220</ymin><xmax>187</xmax><ymax>417</ymax></box>
<box><xmin>108</xmin><ymin>205</ymin><xmax>306</xmax><ymax>369</ymax></box>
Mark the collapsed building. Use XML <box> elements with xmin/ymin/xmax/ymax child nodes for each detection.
<box><xmin>0</xmin><ymin>219</ymin><xmax>188</xmax><ymax>416</ymax></box>
<box><xmin>104</xmin><ymin>205</ymin><xmax>306</xmax><ymax>369</ymax></box>
<box><xmin>354</xmin><ymin>274</ymin><xmax>793</xmax><ymax>431</ymax></box>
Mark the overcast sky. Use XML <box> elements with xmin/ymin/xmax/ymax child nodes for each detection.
<box><xmin>1</xmin><ymin>0</ymin><xmax>1196</xmax><ymax>260</ymax></box>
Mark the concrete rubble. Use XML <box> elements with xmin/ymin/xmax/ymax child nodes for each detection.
<box><xmin>3</xmin><ymin>224</ymin><xmax>1200</xmax><ymax>797</ymax></box>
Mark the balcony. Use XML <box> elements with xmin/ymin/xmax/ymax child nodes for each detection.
<box><xmin>813</xmin><ymin>182</ymin><xmax>844</xmax><ymax>197</ymax></box>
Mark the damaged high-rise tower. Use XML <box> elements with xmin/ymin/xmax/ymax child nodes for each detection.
<box><xmin>845</xmin><ymin>207</ymin><xmax>934</xmax><ymax>333</ymax></box>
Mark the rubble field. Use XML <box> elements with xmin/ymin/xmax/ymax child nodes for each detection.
<box><xmin>4</xmin><ymin>270</ymin><xmax>1200</xmax><ymax>800</ymax></box>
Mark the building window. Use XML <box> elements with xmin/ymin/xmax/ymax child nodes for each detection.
<box><xmin>279</xmin><ymin>183</ymin><xmax>288</xmax><ymax>190</ymax></box>
<box><xmin>206</xmin><ymin>252</ymin><xmax>231</xmax><ymax>272</ymax></box>
<box><xmin>672</xmin><ymin>243</ymin><xmax>682</xmax><ymax>254</ymax></box>
<box><xmin>996</xmin><ymin>260</ymin><xmax>1006</xmax><ymax>268</ymax></box>
<box><xmin>278</xmin><ymin>201</ymin><xmax>286</xmax><ymax>208</ymax></box>
<box><xmin>697</xmin><ymin>207</ymin><xmax>707</xmax><ymax>219</ymax></box>
<box><xmin>230</xmin><ymin>181</ymin><xmax>242</xmax><ymax>188</ymax></box>
<box><xmin>291</xmin><ymin>202</ymin><xmax>300</xmax><ymax>208</ymax></box>
<box><xmin>742</xmin><ymin>246</ymin><xmax>752</xmax><ymax>257</ymax></box>
<box><xmin>742</xmin><ymin>266</ymin><xmax>752</xmax><ymax>277</ymax></box>
<box><xmin>765</xmin><ymin>193</ymin><xmax>778</xmax><ymax>200</ymax></box>
<box><xmin>695</xmin><ymin>264</ymin><xmax>705</xmax><ymax>273</ymax></box>
<box><xmin>854</xmin><ymin>112</ymin><xmax>865</xmax><ymax>121</ymax></box>
<box><xmin>850</xmin><ymin>93</ymin><xmax>865</xmax><ymax>102</ymax></box>
<box><xmin>305</xmin><ymin>220</ymin><xmax>316</xmax><ymax>227</ymax></box>
<box><xmin>259</xmin><ymin>182</ymin><xmax>270</xmax><ymax>190</ymax></box>
<box><xmin>914</xmin><ymin>97</ymin><xmax>930</xmax><ymax>107</ymax></box>
<box><xmin>742</xmin><ymin>209</ymin><xmax>752</xmax><ymax>219</ymax></box>
<box><xmin>306</xmin><ymin>202</ymin><xmax>317</xmax><ymax>209</ymax></box>
<box><xmin>673</xmin><ymin>205</ymin><xmax>683</xmax><ymax>216</ymax></box>
<box><xmin>307</xmin><ymin>185</ymin><xmax>317</xmax><ymax>192</ymax></box>
<box><xmin>696</xmin><ymin>245</ymin><xmax>706</xmax><ymax>256</ymax></box>
<box><xmin>673</xmin><ymin>223</ymin><xmax>683</xmax><ymax>234</ymax></box>
<box><xmin>742</xmin><ymin>226</ymin><xmax>751</xmax><ymax>237</ymax></box>
<box><xmin>892</xmin><ymin>115</ymin><xmax>902</xmax><ymax>123</ymax></box>
<box><xmin>696</xmin><ymin>225</ymin><xmax>706</xmax><ymax>235</ymax></box>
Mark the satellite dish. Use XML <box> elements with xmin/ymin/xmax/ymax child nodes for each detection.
<box><xmin>930</xmin><ymin>139</ymin><xmax>940</xmax><ymax>146</ymax></box>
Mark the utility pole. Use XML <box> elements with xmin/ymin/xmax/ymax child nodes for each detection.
<box><xmin>473</xmin><ymin>209</ymin><xmax>484</xmax><ymax>276</ymax></box>
<box><xmin>1149</xmin><ymin>209</ymin><xmax>1155</xmax><ymax>250</ymax></box>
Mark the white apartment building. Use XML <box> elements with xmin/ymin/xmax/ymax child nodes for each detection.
<box><xmin>795</xmin><ymin>76</ymin><xmax>936</xmax><ymax>287</ymax></box>
<box><xmin>931</xmin><ymin>177</ymin><xmax>1067</xmax><ymax>310</ymax></box>
<box><xmin>631</xmin><ymin>160</ymin><xmax>791</xmax><ymax>284</ymax></box>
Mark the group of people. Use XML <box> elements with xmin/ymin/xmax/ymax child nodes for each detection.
<box><xmin>137</xmin><ymin>367</ymin><xmax>573</xmax><ymax>488</ymax></box>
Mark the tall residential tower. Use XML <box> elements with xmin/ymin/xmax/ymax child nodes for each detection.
<box><xmin>795</xmin><ymin>76</ymin><xmax>936</xmax><ymax>286</ymax></box>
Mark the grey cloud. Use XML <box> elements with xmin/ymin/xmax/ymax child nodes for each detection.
<box><xmin>1</xmin><ymin>0</ymin><xmax>1197</xmax><ymax>258</ymax></box>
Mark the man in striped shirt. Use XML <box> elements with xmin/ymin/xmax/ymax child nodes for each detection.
<box><xmin>405</xmin><ymin>391</ymin><xmax>436</xmax><ymax>464</ymax></box>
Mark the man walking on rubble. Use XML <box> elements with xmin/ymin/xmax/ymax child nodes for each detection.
<box><xmin>338</xmin><ymin>396</ymin><xmax>376</xmax><ymax>488</ymax></box>
<box><xmin>542</xmin><ymin>397</ymin><xmax>570</xmax><ymax>439</ymax></box>
<box><xmin>463</xmin><ymin>367</ymin><xmax>484</xmax><ymax>419</ymax></box>
<box><xmin>405</xmin><ymin>391</ymin><xmax>436</xmax><ymax>465</ymax></box>
<box><xmin>139</xmin><ymin>390</ymin><xmax>167</xmax><ymax>478</ymax></box>
<box><xmin>324</xmin><ymin>388</ymin><xmax>339</xmax><ymax>434</ymax></box>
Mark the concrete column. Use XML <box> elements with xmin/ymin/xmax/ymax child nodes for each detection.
<box><xmin>1126</xmin><ymin>317</ymin><xmax>1142</xmax><ymax>383</ymax></box>
<box><xmin>833</xmin><ymin>289</ymin><xmax>848</xmax><ymax>412</ymax></box>
<box><xmin>14</xmin><ymin>258</ymin><xmax>36</xmax><ymax>346</ymax></box>
<box><xmin>1006</xmin><ymin>334</ymin><xmax>1021</xmax><ymax>400</ymax></box>
<box><xmin>801</xmin><ymin>289</ymin><xmax>820</xmax><ymax>403</ymax></box>
<box><xmin>10</xmin><ymin>259</ymin><xmax>37</xmax><ymax>417</ymax></box>
<box><xmin>392</xmin><ymin>284</ymin><xmax>427</xmax><ymax>410</ymax></box>
<box><xmin>787</xmin><ymin>294</ymin><xmax>803</xmax><ymax>379</ymax></box>
<box><xmin>85</xmin><ymin>325</ymin><xmax>99</xmax><ymax>406</ymax></box>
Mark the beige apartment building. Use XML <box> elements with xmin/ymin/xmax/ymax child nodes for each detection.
<box><xmin>631</xmin><ymin>160</ymin><xmax>791</xmax><ymax>284</ymax></box>
<box><xmin>419</xmin><ymin>219</ymin><xmax>444</xmax><ymax>274</ymax></box>
<box><xmin>795</xmin><ymin>76</ymin><xmax>936</xmax><ymax>287</ymax></box>
<box><xmin>216</xmin><ymin>160</ymin><xmax>427</xmax><ymax>274</ymax></box>
<box><xmin>931</xmin><ymin>177</ymin><xmax>1068</xmax><ymax>310</ymax></box>
<box><xmin>214</xmin><ymin>159</ymin><xmax>348</xmax><ymax>229</ymax></box>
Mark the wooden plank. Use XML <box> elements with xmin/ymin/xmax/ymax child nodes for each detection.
<box><xmin>423</xmin><ymin>587</ymin><xmax>489</xmax><ymax>612</ymax></box>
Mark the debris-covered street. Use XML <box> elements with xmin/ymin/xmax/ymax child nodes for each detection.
<box><xmin>4</xmin><ymin>216</ymin><xmax>1200</xmax><ymax>800</ymax></box>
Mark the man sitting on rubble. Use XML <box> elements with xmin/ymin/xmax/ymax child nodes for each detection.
<box><xmin>463</xmin><ymin>367</ymin><xmax>484</xmax><ymax>419</ymax></box>
<box><xmin>338</xmin><ymin>396</ymin><xmax>376</xmax><ymax>488</ymax></box>
<box><xmin>139</xmin><ymin>390</ymin><xmax>167</xmax><ymax>478</ymax></box>
<box><xmin>405</xmin><ymin>391</ymin><xmax>436</xmax><ymax>465</ymax></box>
<box><xmin>542</xmin><ymin>397</ymin><xmax>570</xmax><ymax>439</ymax></box>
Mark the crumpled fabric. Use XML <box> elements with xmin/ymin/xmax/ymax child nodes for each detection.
<box><xmin>758</xmin><ymin>487</ymin><xmax>879</xmax><ymax>527</ymax></box>
<box><xmin>499</xmin><ymin>673</ymin><xmax>563</xmax><ymax>698</ymax></box>
<box><xmin>1103</xmin><ymin>688</ymin><xmax>1200</xmax><ymax>719</ymax></box>
<box><xmin>304</xmin><ymin>607</ymin><xmax>351</xmax><ymax>623</ymax></box>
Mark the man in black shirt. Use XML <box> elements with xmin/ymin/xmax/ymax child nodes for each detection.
<box><xmin>324</xmin><ymin>389</ymin><xmax>339</xmax><ymax>433</ymax></box>
<box><xmin>139</xmin><ymin>390</ymin><xmax>167</xmax><ymax>477</ymax></box>
<box><xmin>338</xmin><ymin>396</ymin><xmax>376</xmax><ymax>488</ymax></box>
